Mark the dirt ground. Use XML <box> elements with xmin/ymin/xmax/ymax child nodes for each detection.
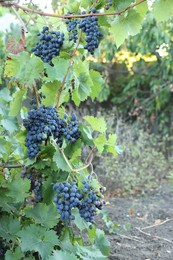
<box><xmin>104</xmin><ymin>182</ymin><xmax>173</xmax><ymax>260</ymax></box>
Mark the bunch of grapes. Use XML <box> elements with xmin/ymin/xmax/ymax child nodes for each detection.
<box><xmin>105</xmin><ymin>0</ymin><xmax>113</xmax><ymax>10</ymax></box>
<box><xmin>53</xmin><ymin>178</ymin><xmax>105</xmax><ymax>227</ymax></box>
<box><xmin>53</xmin><ymin>182</ymin><xmax>83</xmax><ymax>226</ymax></box>
<box><xmin>78</xmin><ymin>180</ymin><xmax>105</xmax><ymax>228</ymax></box>
<box><xmin>65</xmin><ymin>8</ymin><xmax>103</xmax><ymax>54</ymax></box>
<box><xmin>23</xmin><ymin>106</ymin><xmax>80</xmax><ymax>159</ymax></box>
<box><xmin>21</xmin><ymin>168</ymin><xmax>43</xmax><ymax>204</ymax></box>
<box><xmin>31</xmin><ymin>26</ymin><xmax>65</xmax><ymax>66</ymax></box>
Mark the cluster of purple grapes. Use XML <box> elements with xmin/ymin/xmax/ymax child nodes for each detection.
<box><xmin>105</xmin><ymin>0</ymin><xmax>113</xmax><ymax>10</ymax></box>
<box><xmin>31</xmin><ymin>26</ymin><xmax>65</xmax><ymax>66</ymax></box>
<box><xmin>65</xmin><ymin>8</ymin><xmax>103</xmax><ymax>54</ymax></box>
<box><xmin>23</xmin><ymin>106</ymin><xmax>80</xmax><ymax>159</ymax></box>
<box><xmin>21</xmin><ymin>168</ymin><xmax>42</xmax><ymax>204</ymax></box>
<box><xmin>53</xmin><ymin>179</ymin><xmax>105</xmax><ymax>227</ymax></box>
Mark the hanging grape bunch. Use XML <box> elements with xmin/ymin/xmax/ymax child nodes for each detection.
<box><xmin>21</xmin><ymin>168</ymin><xmax>43</xmax><ymax>204</ymax></box>
<box><xmin>65</xmin><ymin>8</ymin><xmax>103</xmax><ymax>54</ymax></box>
<box><xmin>53</xmin><ymin>178</ymin><xmax>105</xmax><ymax>228</ymax></box>
<box><xmin>23</xmin><ymin>106</ymin><xmax>80</xmax><ymax>159</ymax></box>
<box><xmin>31</xmin><ymin>26</ymin><xmax>65</xmax><ymax>66</ymax></box>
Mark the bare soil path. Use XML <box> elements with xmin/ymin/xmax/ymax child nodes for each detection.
<box><xmin>105</xmin><ymin>182</ymin><xmax>173</xmax><ymax>260</ymax></box>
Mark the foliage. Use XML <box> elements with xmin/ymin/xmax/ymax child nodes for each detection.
<box><xmin>98</xmin><ymin>14</ymin><xmax>173</xmax><ymax>136</ymax></box>
<box><xmin>0</xmin><ymin>0</ymin><xmax>173</xmax><ymax>259</ymax></box>
<box><xmin>96</xmin><ymin>111</ymin><xmax>173</xmax><ymax>195</ymax></box>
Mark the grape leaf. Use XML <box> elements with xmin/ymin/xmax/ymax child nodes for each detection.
<box><xmin>25</xmin><ymin>203</ymin><xmax>58</xmax><ymax>229</ymax></box>
<box><xmin>18</xmin><ymin>224</ymin><xmax>59</xmax><ymax>260</ymax></box>
<box><xmin>1</xmin><ymin>118</ymin><xmax>17</xmax><ymax>134</ymax></box>
<box><xmin>5</xmin><ymin>247</ymin><xmax>24</xmax><ymax>260</ymax></box>
<box><xmin>4</xmin><ymin>52</ymin><xmax>44</xmax><ymax>87</ymax></box>
<box><xmin>94</xmin><ymin>135</ymin><xmax>107</xmax><ymax>153</ymax></box>
<box><xmin>9</xmin><ymin>89</ymin><xmax>27</xmax><ymax>116</ymax></box>
<box><xmin>94</xmin><ymin>229</ymin><xmax>110</xmax><ymax>257</ymax></box>
<box><xmin>44</xmin><ymin>58</ymin><xmax>70</xmax><ymax>83</ymax></box>
<box><xmin>53</xmin><ymin>147</ymin><xmax>71</xmax><ymax>172</ymax></box>
<box><xmin>72</xmin><ymin>208</ymin><xmax>89</xmax><ymax>231</ymax></box>
<box><xmin>4</xmin><ymin>178</ymin><xmax>30</xmax><ymax>203</ymax></box>
<box><xmin>0</xmin><ymin>215</ymin><xmax>20</xmax><ymax>241</ymax></box>
<box><xmin>110</xmin><ymin>9</ymin><xmax>145</xmax><ymax>48</ymax></box>
<box><xmin>84</xmin><ymin>116</ymin><xmax>107</xmax><ymax>133</ymax></box>
<box><xmin>75</xmin><ymin>242</ymin><xmax>106</xmax><ymax>260</ymax></box>
<box><xmin>48</xmin><ymin>250</ymin><xmax>78</xmax><ymax>260</ymax></box>
<box><xmin>152</xmin><ymin>0</ymin><xmax>173</xmax><ymax>22</ymax></box>
<box><xmin>41</xmin><ymin>81</ymin><xmax>60</xmax><ymax>107</ymax></box>
<box><xmin>90</xmin><ymin>70</ymin><xmax>104</xmax><ymax>100</ymax></box>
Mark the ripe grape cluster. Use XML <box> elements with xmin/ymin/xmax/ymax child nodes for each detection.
<box><xmin>21</xmin><ymin>168</ymin><xmax>43</xmax><ymax>204</ymax></box>
<box><xmin>23</xmin><ymin>106</ymin><xmax>80</xmax><ymax>159</ymax></box>
<box><xmin>53</xmin><ymin>179</ymin><xmax>105</xmax><ymax>227</ymax></box>
<box><xmin>105</xmin><ymin>0</ymin><xmax>113</xmax><ymax>10</ymax></box>
<box><xmin>31</xmin><ymin>26</ymin><xmax>65</xmax><ymax>66</ymax></box>
<box><xmin>65</xmin><ymin>8</ymin><xmax>103</xmax><ymax>54</ymax></box>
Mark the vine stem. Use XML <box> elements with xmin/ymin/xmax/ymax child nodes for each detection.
<box><xmin>0</xmin><ymin>164</ymin><xmax>25</xmax><ymax>169</ymax></box>
<box><xmin>33</xmin><ymin>86</ymin><xmax>40</xmax><ymax>107</ymax></box>
<box><xmin>1</xmin><ymin>0</ymin><xmax>147</xmax><ymax>19</ymax></box>
<box><xmin>60</xmin><ymin>147</ymin><xmax>95</xmax><ymax>173</ymax></box>
<box><xmin>56</xmin><ymin>30</ymin><xmax>83</xmax><ymax>108</ymax></box>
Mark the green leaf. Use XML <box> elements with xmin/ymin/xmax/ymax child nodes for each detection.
<box><xmin>18</xmin><ymin>224</ymin><xmax>59</xmax><ymax>260</ymax></box>
<box><xmin>152</xmin><ymin>0</ymin><xmax>173</xmax><ymax>22</ymax></box>
<box><xmin>41</xmin><ymin>81</ymin><xmax>60</xmax><ymax>107</ymax></box>
<box><xmin>90</xmin><ymin>70</ymin><xmax>104</xmax><ymax>100</ymax></box>
<box><xmin>94</xmin><ymin>229</ymin><xmax>110</xmax><ymax>257</ymax></box>
<box><xmin>75</xmin><ymin>243</ymin><xmax>106</xmax><ymax>260</ymax></box>
<box><xmin>44</xmin><ymin>58</ymin><xmax>70</xmax><ymax>82</ymax></box>
<box><xmin>5</xmin><ymin>247</ymin><xmax>24</xmax><ymax>260</ymax></box>
<box><xmin>9</xmin><ymin>89</ymin><xmax>27</xmax><ymax>116</ymax></box>
<box><xmin>72</xmin><ymin>208</ymin><xmax>89</xmax><ymax>231</ymax></box>
<box><xmin>0</xmin><ymin>138</ymin><xmax>7</xmax><ymax>155</ymax></box>
<box><xmin>79</xmin><ymin>124</ymin><xmax>93</xmax><ymax>145</ymax></box>
<box><xmin>48</xmin><ymin>250</ymin><xmax>78</xmax><ymax>260</ymax></box>
<box><xmin>25</xmin><ymin>203</ymin><xmax>58</xmax><ymax>229</ymax></box>
<box><xmin>84</xmin><ymin>116</ymin><xmax>107</xmax><ymax>133</ymax></box>
<box><xmin>1</xmin><ymin>117</ymin><xmax>17</xmax><ymax>134</ymax></box>
<box><xmin>94</xmin><ymin>135</ymin><xmax>107</xmax><ymax>153</ymax></box>
<box><xmin>0</xmin><ymin>215</ymin><xmax>20</xmax><ymax>241</ymax></box>
<box><xmin>53</xmin><ymin>147</ymin><xmax>71</xmax><ymax>172</ymax></box>
<box><xmin>104</xmin><ymin>134</ymin><xmax>118</xmax><ymax>156</ymax></box>
<box><xmin>110</xmin><ymin>9</ymin><xmax>144</xmax><ymax>48</ymax></box>
<box><xmin>4</xmin><ymin>52</ymin><xmax>44</xmax><ymax>87</ymax></box>
<box><xmin>73</xmin><ymin>60</ymin><xmax>93</xmax><ymax>102</ymax></box>
<box><xmin>5</xmin><ymin>178</ymin><xmax>30</xmax><ymax>203</ymax></box>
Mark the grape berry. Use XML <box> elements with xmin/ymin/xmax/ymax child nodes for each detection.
<box><xmin>32</xmin><ymin>26</ymin><xmax>65</xmax><ymax>66</ymax></box>
<box><xmin>53</xmin><ymin>179</ymin><xmax>105</xmax><ymax>227</ymax></box>
<box><xmin>23</xmin><ymin>106</ymin><xmax>80</xmax><ymax>159</ymax></box>
<box><xmin>105</xmin><ymin>0</ymin><xmax>113</xmax><ymax>10</ymax></box>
